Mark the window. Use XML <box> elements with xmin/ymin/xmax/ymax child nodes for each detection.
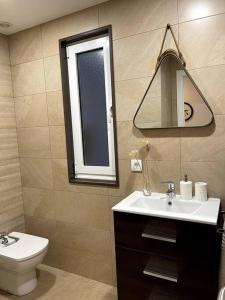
<box><xmin>59</xmin><ymin>26</ymin><xmax>118</xmax><ymax>185</ymax></box>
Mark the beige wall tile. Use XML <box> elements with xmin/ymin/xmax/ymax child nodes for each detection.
<box><xmin>54</xmin><ymin>190</ymin><xmax>110</xmax><ymax>230</ymax></box>
<box><xmin>55</xmin><ymin>221</ymin><xmax>111</xmax><ymax>256</ymax></box>
<box><xmin>99</xmin><ymin>0</ymin><xmax>178</xmax><ymax>39</ymax></box>
<box><xmin>0</xmin><ymin>64</ymin><xmax>13</xmax><ymax>97</ymax></box>
<box><xmin>15</xmin><ymin>93</ymin><xmax>48</xmax><ymax>127</ymax></box>
<box><xmin>0</xmin><ymin>97</ymin><xmax>16</xmax><ymax>129</ymax></box>
<box><xmin>0</xmin><ymin>34</ymin><xmax>24</xmax><ymax>233</ymax></box>
<box><xmin>179</xmin><ymin>0</ymin><xmax>225</xmax><ymax>23</ymax></box>
<box><xmin>49</xmin><ymin>126</ymin><xmax>66</xmax><ymax>158</ymax></box>
<box><xmin>0</xmin><ymin>129</ymin><xmax>19</xmax><ymax>161</ymax></box>
<box><xmin>41</xmin><ymin>7</ymin><xmax>98</xmax><ymax>57</ymax></box>
<box><xmin>17</xmin><ymin>127</ymin><xmax>51</xmax><ymax>158</ymax></box>
<box><xmin>41</xmin><ymin>18</ymin><xmax>62</xmax><ymax>58</ymax></box>
<box><xmin>181</xmin><ymin>115</ymin><xmax>225</xmax><ymax>162</ymax></box>
<box><xmin>58</xmin><ymin>246</ymin><xmax>113</xmax><ymax>285</ymax></box>
<box><xmin>44</xmin><ymin>55</ymin><xmax>62</xmax><ymax>91</ymax></box>
<box><xmin>52</xmin><ymin>159</ymin><xmax>108</xmax><ymax>195</ymax></box>
<box><xmin>20</xmin><ymin>158</ymin><xmax>53</xmax><ymax>189</ymax></box>
<box><xmin>148</xmin><ymin>160</ymin><xmax>181</xmax><ymax>193</ymax></box>
<box><xmin>113</xmin><ymin>26</ymin><xmax>178</xmax><ymax>81</ymax></box>
<box><xmin>0</xmin><ymin>34</ymin><xmax>10</xmax><ymax>65</ymax></box>
<box><xmin>179</xmin><ymin>14</ymin><xmax>225</xmax><ymax>69</ymax></box>
<box><xmin>189</xmin><ymin>65</ymin><xmax>225</xmax><ymax>115</ymax></box>
<box><xmin>117</xmin><ymin>121</ymin><xmax>181</xmax><ymax>161</ymax></box>
<box><xmin>109</xmin><ymin>159</ymin><xmax>143</xmax><ymax>197</ymax></box>
<box><xmin>12</xmin><ymin>59</ymin><xmax>45</xmax><ymax>97</ymax></box>
<box><xmin>25</xmin><ymin>216</ymin><xmax>56</xmax><ymax>241</ymax></box>
<box><xmin>46</xmin><ymin>91</ymin><xmax>64</xmax><ymax>125</ymax></box>
<box><xmin>181</xmin><ymin>161</ymin><xmax>225</xmax><ymax>200</ymax></box>
<box><xmin>23</xmin><ymin>187</ymin><xmax>55</xmax><ymax>220</ymax></box>
<box><xmin>115</xmin><ymin>78</ymin><xmax>149</xmax><ymax>122</ymax></box>
<box><xmin>9</xmin><ymin>26</ymin><xmax>43</xmax><ymax>65</ymax></box>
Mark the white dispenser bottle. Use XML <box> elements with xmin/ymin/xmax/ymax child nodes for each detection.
<box><xmin>180</xmin><ymin>174</ymin><xmax>192</xmax><ymax>200</ymax></box>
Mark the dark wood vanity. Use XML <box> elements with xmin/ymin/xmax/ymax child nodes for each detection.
<box><xmin>114</xmin><ymin>212</ymin><xmax>222</xmax><ymax>300</ymax></box>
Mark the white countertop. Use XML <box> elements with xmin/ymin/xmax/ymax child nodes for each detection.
<box><xmin>112</xmin><ymin>191</ymin><xmax>221</xmax><ymax>225</ymax></box>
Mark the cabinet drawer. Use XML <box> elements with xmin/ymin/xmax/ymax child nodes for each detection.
<box><xmin>116</xmin><ymin>246</ymin><xmax>178</xmax><ymax>300</ymax></box>
<box><xmin>116</xmin><ymin>247</ymin><xmax>216</xmax><ymax>300</ymax></box>
<box><xmin>114</xmin><ymin>212</ymin><xmax>177</xmax><ymax>257</ymax></box>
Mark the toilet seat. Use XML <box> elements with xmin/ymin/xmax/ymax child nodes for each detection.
<box><xmin>0</xmin><ymin>232</ymin><xmax>48</xmax><ymax>262</ymax></box>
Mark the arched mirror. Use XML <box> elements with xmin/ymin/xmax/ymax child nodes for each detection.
<box><xmin>133</xmin><ymin>25</ymin><xmax>214</xmax><ymax>129</ymax></box>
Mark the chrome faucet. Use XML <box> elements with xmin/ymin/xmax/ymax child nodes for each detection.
<box><xmin>0</xmin><ymin>233</ymin><xmax>9</xmax><ymax>245</ymax></box>
<box><xmin>161</xmin><ymin>181</ymin><xmax>176</xmax><ymax>205</ymax></box>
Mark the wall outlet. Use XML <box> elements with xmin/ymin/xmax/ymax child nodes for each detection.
<box><xmin>131</xmin><ymin>159</ymin><xmax>142</xmax><ymax>172</ymax></box>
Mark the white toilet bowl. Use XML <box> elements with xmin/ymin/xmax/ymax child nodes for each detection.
<box><xmin>0</xmin><ymin>232</ymin><xmax>48</xmax><ymax>296</ymax></box>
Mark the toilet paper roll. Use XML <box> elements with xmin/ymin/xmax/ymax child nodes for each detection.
<box><xmin>195</xmin><ymin>182</ymin><xmax>208</xmax><ymax>201</ymax></box>
<box><xmin>180</xmin><ymin>181</ymin><xmax>192</xmax><ymax>200</ymax></box>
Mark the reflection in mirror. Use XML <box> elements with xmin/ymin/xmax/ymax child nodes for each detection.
<box><xmin>134</xmin><ymin>51</ymin><xmax>213</xmax><ymax>129</ymax></box>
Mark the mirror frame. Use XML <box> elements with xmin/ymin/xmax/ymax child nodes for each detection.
<box><xmin>133</xmin><ymin>49</ymin><xmax>214</xmax><ymax>130</ymax></box>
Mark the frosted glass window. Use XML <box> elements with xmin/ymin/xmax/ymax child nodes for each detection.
<box><xmin>77</xmin><ymin>49</ymin><xmax>109</xmax><ymax>167</ymax></box>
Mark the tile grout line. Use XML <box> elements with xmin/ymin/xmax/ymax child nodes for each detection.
<box><xmin>40</xmin><ymin>24</ymin><xmax>55</xmax><ymax>191</ymax></box>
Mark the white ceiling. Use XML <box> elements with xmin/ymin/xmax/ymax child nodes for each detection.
<box><xmin>0</xmin><ymin>0</ymin><xmax>108</xmax><ymax>35</ymax></box>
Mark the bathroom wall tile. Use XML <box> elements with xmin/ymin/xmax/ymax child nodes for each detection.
<box><xmin>9</xmin><ymin>26</ymin><xmax>43</xmax><ymax>65</ymax></box>
<box><xmin>0</xmin><ymin>34</ymin><xmax>10</xmax><ymax>65</ymax></box>
<box><xmin>99</xmin><ymin>0</ymin><xmax>178</xmax><ymax>40</ymax></box>
<box><xmin>17</xmin><ymin>127</ymin><xmax>51</xmax><ymax>158</ymax></box>
<box><xmin>110</xmin><ymin>231</ymin><xmax>117</xmax><ymax>286</ymax></box>
<box><xmin>179</xmin><ymin>0</ymin><xmax>225</xmax><ymax>23</ymax></box>
<box><xmin>58</xmin><ymin>246</ymin><xmax>113</xmax><ymax>285</ymax></box>
<box><xmin>46</xmin><ymin>91</ymin><xmax>64</xmax><ymax>125</ymax></box>
<box><xmin>55</xmin><ymin>221</ymin><xmax>111</xmax><ymax>256</ymax></box>
<box><xmin>49</xmin><ymin>126</ymin><xmax>66</xmax><ymax>158</ymax></box>
<box><xmin>117</xmin><ymin>121</ymin><xmax>181</xmax><ymax>161</ymax></box>
<box><xmin>189</xmin><ymin>65</ymin><xmax>225</xmax><ymax>115</ymax></box>
<box><xmin>52</xmin><ymin>159</ymin><xmax>108</xmax><ymax>195</ymax></box>
<box><xmin>181</xmin><ymin>161</ymin><xmax>225</xmax><ymax>200</ymax></box>
<box><xmin>60</xmin><ymin>7</ymin><xmax>99</xmax><ymax>42</ymax></box>
<box><xmin>25</xmin><ymin>216</ymin><xmax>56</xmax><ymax>241</ymax></box>
<box><xmin>54</xmin><ymin>190</ymin><xmax>110</xmax><ymax>231</ymax></box>
<box><xmin>0</xmin><ymin>97</ymin><xmax>16</xmax><ymax>129</ymax></box>
<box><xmin>15</xmin><ymin>93</ymin><xmax>48</xmax><ymax>127</ymax></box>
<box><xmin>181</xmin><ymin>115</ymin><xmax>225</xmax><ymax>162</ymax></box>
<box><xmin>0</xmin><ymin>159</ymin><xmax>23</xmax><ymax>232</ymax></box>
<box><xmin>11</xmin><ymin>59</ymin><xmax>45</xmax><ymax>97</ymax></box>
<box><xmin>44</xmin><ymin>55</ymin><xmax>62</xmax><ymax>92</ymax></box>
<box><xmin>0</xmin><ymin>129</ymin><xmax>19</xmax><ymax>161</ymax></box>
<box><xmin>41</xmin><ymin>7</ymin><xmax>98</xmax><ymax>57</ymax></box>
<box><xmin>23</xmin><ymin>187</ymin><xmax>55</xmax><ymax>220</ymax></box>
<box><xmin>109</xmin><ymin>159</ymin><xmax>143</xmax><ymax>197</ymax></box>
<box><xmin>108</xmin><ymin>196</ymin><xmax>121</xmax><ymax>232</ymax></box>
<box><xmin>147</xmin><ymin>160</ymin><xmax>181</xmax><ymax>193</ymax></box>
<box><xmin>20</xmin><ymin>158</ymin><xmax>53</xmax><ymax>189</ymax></box>
<box><xmin>0</xmin><ymin>64</ymin><xmax>13</xmax><ymax>97</ymax></box>
<box><xmin>115</xmin><ymin>77</ymin><xmax>150</xmax><ymax>122</ymax></box>
<box><xmin>41</xmin><ymin>19</ymin><xmax>62</xmax><ymax>58</ymax></box>
<box><xmin>113</xmin><ymin>26</ymin><xmax>178</xmax><ymax>81</ymax></box>
<box><xmin>179</xmin><ymin>14</ymin><xmax>225</xmax><ymax>69</ymax></box>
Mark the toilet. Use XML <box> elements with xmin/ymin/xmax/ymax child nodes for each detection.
<box><xmin>0</xmin><ymin>232</ymin><xmax>48</xmax><ymax>296</ymax></box>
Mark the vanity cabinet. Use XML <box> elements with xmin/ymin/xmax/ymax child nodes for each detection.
<box><xmin>114</xmin><ymin>212</ymin><xmax>222</xmax><ymax>300</ymax></box>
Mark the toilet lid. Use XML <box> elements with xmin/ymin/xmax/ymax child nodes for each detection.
<box><xmin>0</xmin><ymin>232</ymin><xmax>49</xmax><ymax>262</ymax></box>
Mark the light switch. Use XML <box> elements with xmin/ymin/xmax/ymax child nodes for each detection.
<box><xmin>131</xmin><ymin>159</ymin><xmax>142</xmax><ymax>172</ymax></box>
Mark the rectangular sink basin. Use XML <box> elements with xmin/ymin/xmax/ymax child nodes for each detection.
<box><xmin>112</xmin><ymin>191</ymin><xmax>220</xmax><ymax>225</ymax></box>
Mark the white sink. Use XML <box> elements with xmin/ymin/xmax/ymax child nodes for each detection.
<box><xmin>112</xmin><ymin>191</ymin><xmax>220</xmax><ymax>225</ymax></box>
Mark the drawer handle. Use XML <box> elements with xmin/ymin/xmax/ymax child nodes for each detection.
<box><xmin>141</xmin><ymin>233</ymin><xmax>176</xmax><ymax>244</ymax></box>
<box><xmin>143</xmin><ymin>269</ymin><xmax>178</xmax><ymax>283</ymax></box>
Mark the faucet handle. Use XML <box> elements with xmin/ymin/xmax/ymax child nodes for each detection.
<box><xmin>161</xmin><ymin>181</ymin><xmax>175</xmax><ymax>191</ymax></box>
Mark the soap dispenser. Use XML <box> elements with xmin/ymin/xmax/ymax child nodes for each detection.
<box><xmin>180</xmin><ymin>174</ymin><xmax>192</xmax><ymax>200</ymax></box>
